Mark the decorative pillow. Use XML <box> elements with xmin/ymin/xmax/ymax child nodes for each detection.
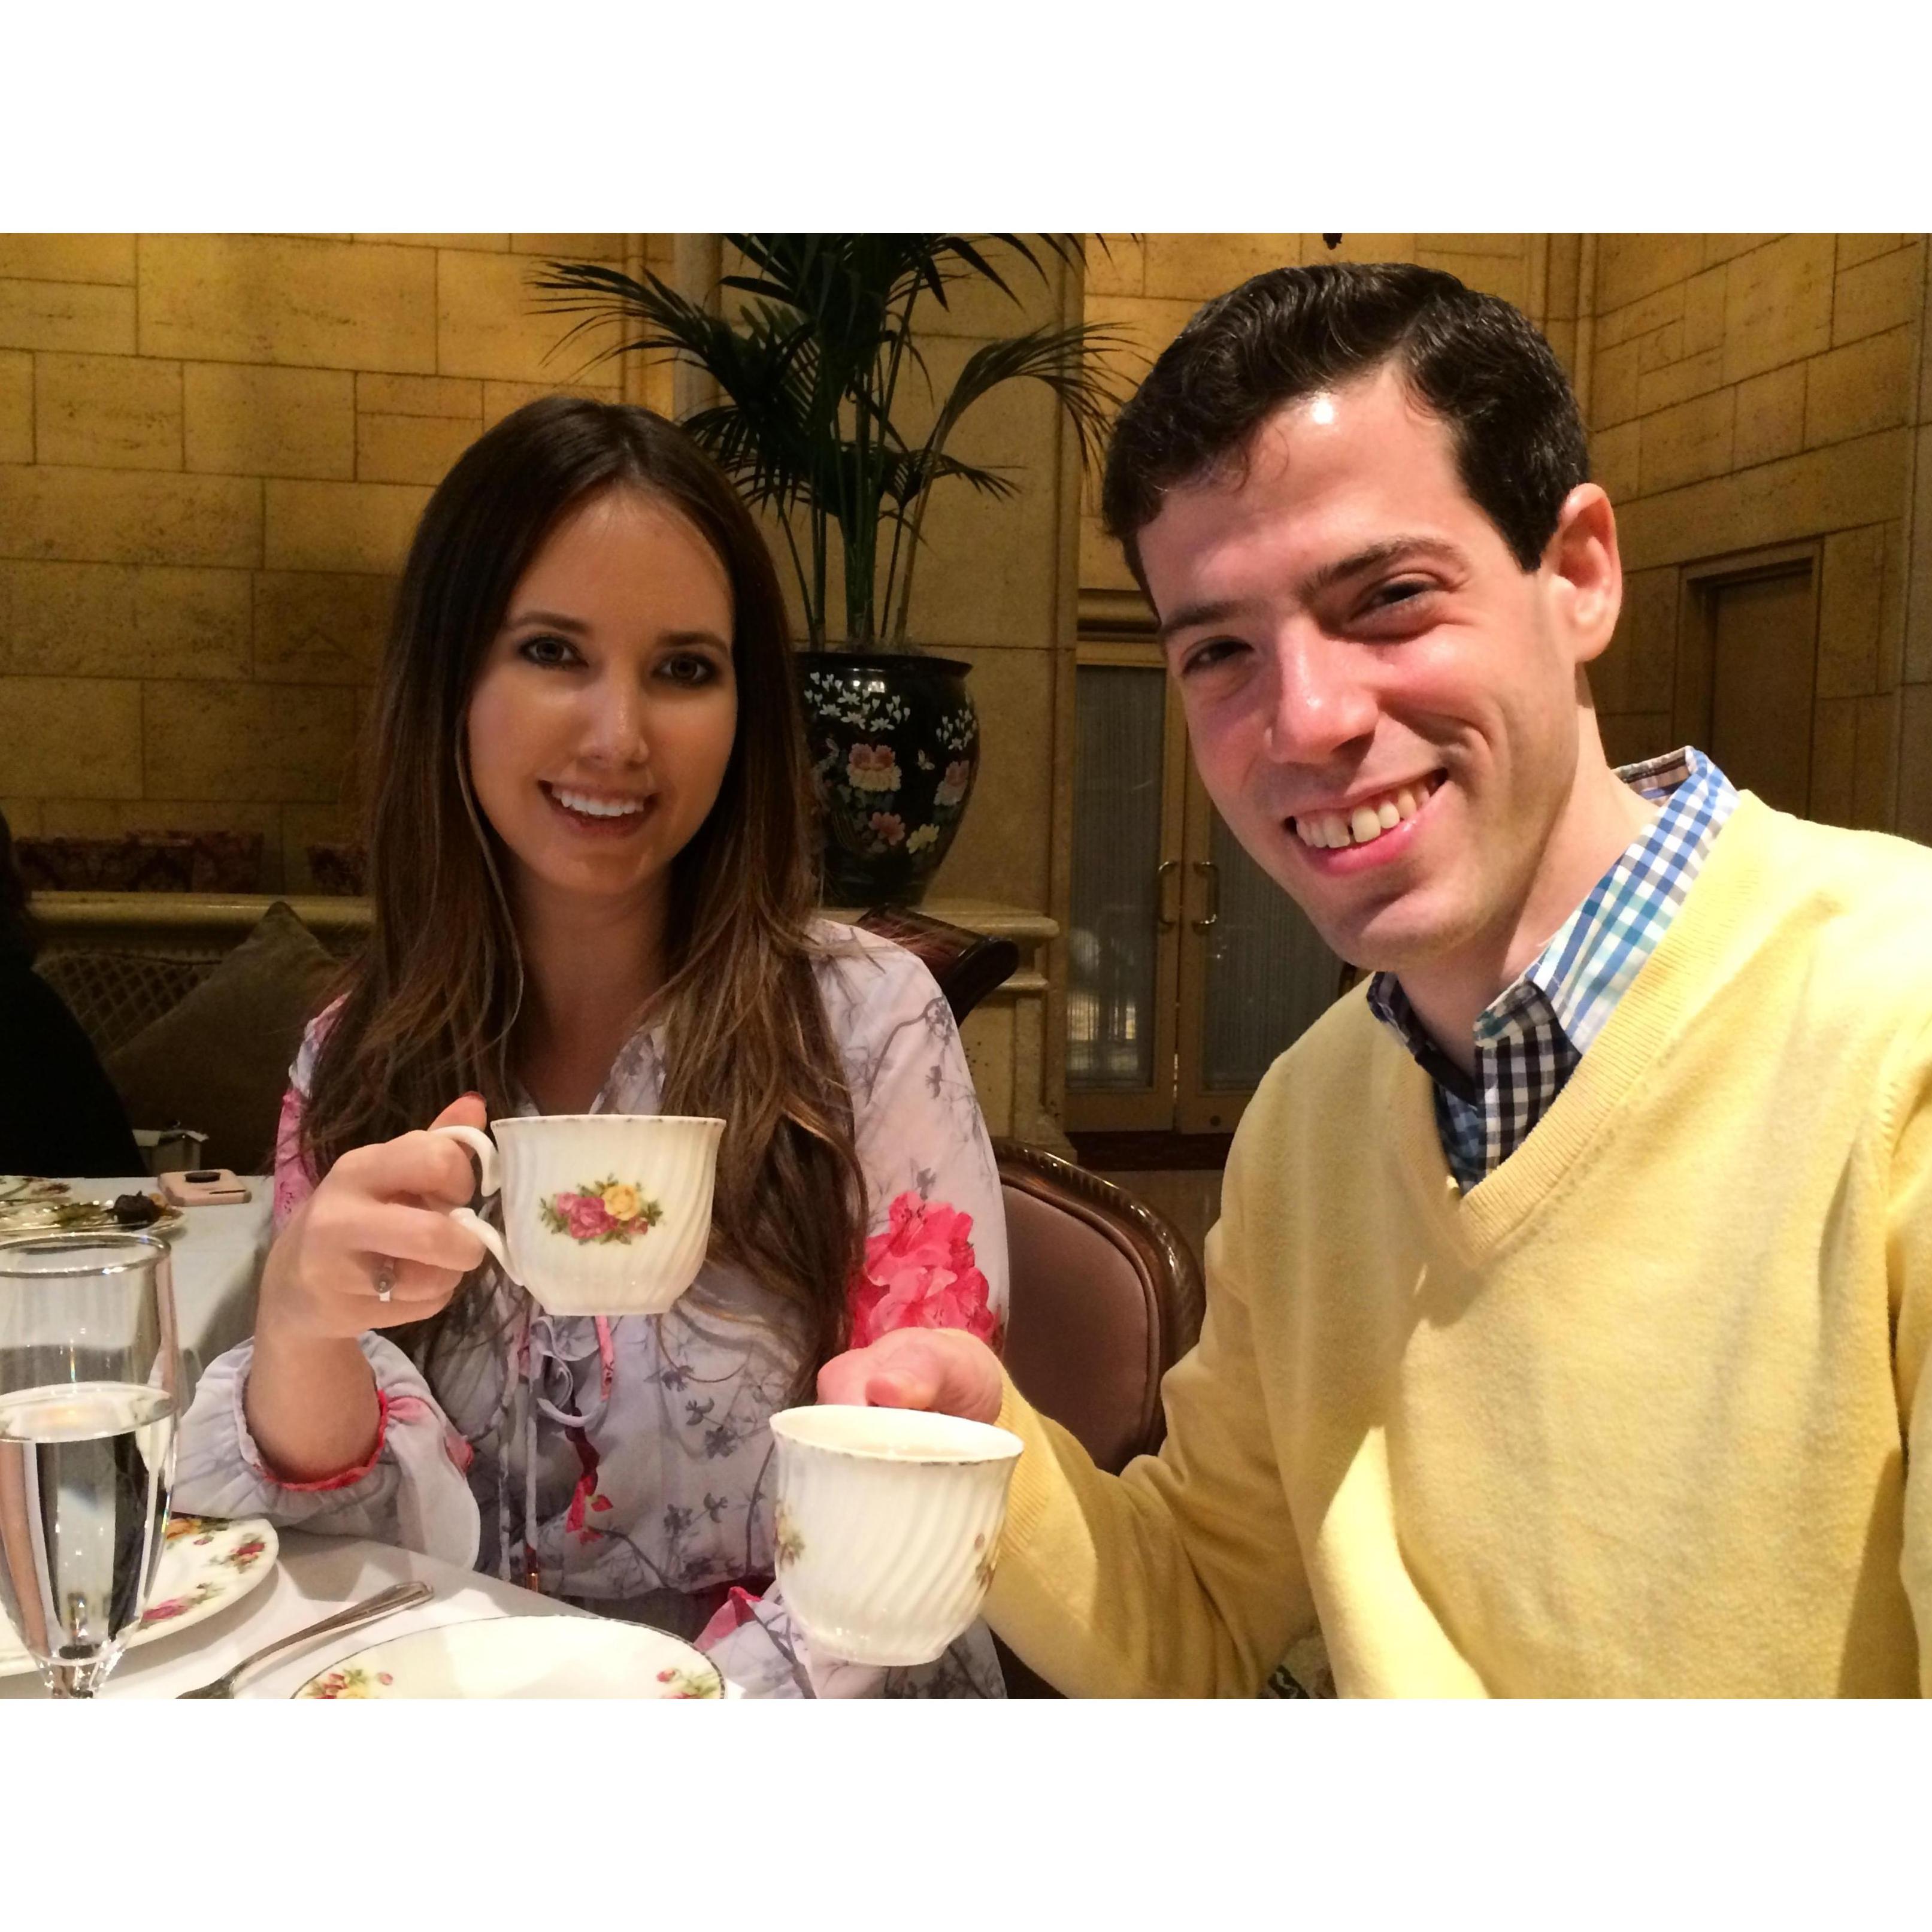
<box><xmin>34</xmin><ymin>949</ymin><xmax>215</xmax><ymax>1059</ymax></box>
<box><xmin>106</xmin><ymin>902</ymin><xmax>340</xmax><ymax>1173</ymax></box>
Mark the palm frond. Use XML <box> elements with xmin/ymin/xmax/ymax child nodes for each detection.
<box><xmin>532</xmin><ymin>238</ymin><xmax>1125</xmax><ymax>649</ymax></box>
<box><xmin>928</xmin><ymin>322</ymin><xmax>1135</xmax><ymax>476</ymax></box>
<box><xmin>881</xmin><ymin>447</ymin><xmax>1019</xmax><ymax>507</ymax></box>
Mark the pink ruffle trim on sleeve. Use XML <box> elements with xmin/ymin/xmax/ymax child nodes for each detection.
<box><xmin>258</xmin><ymin>1390</ymin><xmax>470</xmax><ymax>1494</ymax></box>
<box><xmin>261</xmin><ymin>1390</ymin><xmax>393</xmax><ymax>1493</ymax></box>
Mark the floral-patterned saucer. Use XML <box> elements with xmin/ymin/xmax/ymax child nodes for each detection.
<box><xmin>293</xmin><ymin>1613</ymin><xmax>727</xmax><ymax>1700</ymax></box>
<box><xmin>0</xmin><ymin>1513</ymin><xmax>278</xmax><ymax>1677</ymax></box>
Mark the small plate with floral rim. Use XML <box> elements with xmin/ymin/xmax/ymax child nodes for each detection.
<box><xmin>293</xmin><ymin>1613</ymin><xmax>728</xmax><ymax>1700</ymax></box>
<box><xmin>0</xmin><ymin>1513</ymin><xmax>278</xmax><ymax>1677</ymax></box>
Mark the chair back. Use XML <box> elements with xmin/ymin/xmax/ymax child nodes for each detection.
<box><xmin>853</xmin><ymin>905</ymin><xmax>1019</xmax><ymax>1025</ymax></box>
<box><xmin>994</xmin><ymin>1143</ymin><xmax>1205</xmax><ymax>1474</ymax></box>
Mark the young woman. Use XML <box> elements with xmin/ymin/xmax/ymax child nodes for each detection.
<box><xmin>174</xmin><ymin>399</ymin><xmax>1007</xmax><ymax>1697</ymax></box>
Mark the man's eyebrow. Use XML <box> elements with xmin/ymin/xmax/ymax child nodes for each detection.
<box><xmin>1158</xmin><ymin>597</ymin><xmax>1254</xmax><ymax>645</ymax></box>
<box><xmin>1303</xmin><ymin>535</ymin><xmax>1468</xmax><ymax>597</ymax></box>
<box><xmin>1157</xmin><ymin>536</ymin><xmax>1471</xmax><ymax>646</ymax></box>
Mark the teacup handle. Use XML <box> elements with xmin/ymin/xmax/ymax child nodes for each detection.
<box><xmin>428</xmin><ymin>1123</ymin><xmax>519</xmax><ymax>1284</ymax></box>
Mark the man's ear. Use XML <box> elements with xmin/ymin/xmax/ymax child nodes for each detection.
<box><xmin>1543</xmin><ymin>483</ymin><xmax>1622</xmax><ymax>667</ymax></box>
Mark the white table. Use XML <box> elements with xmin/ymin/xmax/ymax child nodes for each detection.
<box><xmin>68</xmin><ymin>1175</ymin><xmax>275</xmax><ymax>1400</ymax></box>
<box><xmin>0</xmin><ymin>1531</ymin><xmax>598</xmax><ymax>1699</ymax></box>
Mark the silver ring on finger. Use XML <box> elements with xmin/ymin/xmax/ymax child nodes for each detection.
<box><xmin>373</xmin><ymin>1258</ymin><xmax>396</xmax><ymax>1305</ymax></box>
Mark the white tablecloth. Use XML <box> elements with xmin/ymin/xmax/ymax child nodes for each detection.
<box><xmin>0</xmin><ymin>1531</ymin><xmax>599</xmax><ymax>1699</ymax></box>
<box><xmin>62</xmin><ymin>1174</ymin><xmax>275</xmax><ymax>1400</ymax></box>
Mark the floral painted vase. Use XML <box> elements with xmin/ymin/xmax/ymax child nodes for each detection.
<box><xmin>800</xmin><ymin>652</ymin><xmax>979</xmax><ymax>908</ymax></box>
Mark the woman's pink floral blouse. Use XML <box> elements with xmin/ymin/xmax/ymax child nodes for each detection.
<box><xmin>175</xmin><ymin>922</ymin><xmax>1010</xmax><ymax>1698</ymax></box>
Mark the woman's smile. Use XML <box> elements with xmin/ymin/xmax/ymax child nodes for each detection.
<box><xmin>540</xmin><ymin>780</ymin><xmax>660</xmax><ymax>835</ymax></box>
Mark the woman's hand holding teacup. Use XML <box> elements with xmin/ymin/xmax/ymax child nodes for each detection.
<box><xmin>246</xmin><ymin>1095</ymin><xmax>492</xmax><ymax>1486</ymax></box>
<box><xmin>256</xmin><ymin>1094</ymin><xmax>492</xmax><ymax>1346</ymax></box>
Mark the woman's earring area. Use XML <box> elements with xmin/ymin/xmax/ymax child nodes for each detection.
<box><xmin>372</xmin><ymin>1258</ymin><xmax>396</xmax><ymax>1305</ymax></box>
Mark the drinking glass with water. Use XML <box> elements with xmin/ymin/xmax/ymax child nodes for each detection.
<box><xmin>0</xmin><ymin>1233</ymin><xmax>181</xmax><ymax>1697</ymax></box>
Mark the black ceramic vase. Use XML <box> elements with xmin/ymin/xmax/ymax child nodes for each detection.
<box><xmin>799</xmin><ymin>652</ymin><xmax>980</xmax><ymax>908</ymax></box>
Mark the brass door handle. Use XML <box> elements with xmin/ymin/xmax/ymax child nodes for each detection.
<box><xmin>1191</xmin><ymin>859</ymin><xmax>1220</xmax><ymax>932</ymax></box>
<box><xmin>1155</xmin><ymin>858</ymin><xmax>1179</xmax><ymax>930</ymax></box>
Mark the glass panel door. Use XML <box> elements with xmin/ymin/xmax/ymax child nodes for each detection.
<box><xmin>1176</xmin><ymin>772</ymin><xmax>1344</xmax><ymax>1131</ymax></box>
<box><xmin>1064</xmin><ymin>650</ymin><xmax>1187</xmax><ymax>1131</ymax></box>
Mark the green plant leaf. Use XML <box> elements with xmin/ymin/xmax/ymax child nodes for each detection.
<box><xmin>532</xmin><ymin>238</ymin><xmax>1127</xmax><ymax>650</ymax></box>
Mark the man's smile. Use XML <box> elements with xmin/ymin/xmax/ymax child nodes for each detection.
<box><xmin>1289</xmin><ymin>771</ymin><xmax>1444</xmax><ymax>851</ymax></box>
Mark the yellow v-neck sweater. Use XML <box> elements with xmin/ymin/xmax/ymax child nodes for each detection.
<box><xmin>989</xmin><ymin>797</ymin><xmax>1932</xmax><ymax>1695</ymax></box>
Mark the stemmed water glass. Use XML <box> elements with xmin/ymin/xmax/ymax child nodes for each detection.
<box><xmin>0</xmin><ymin>1232</ymin><xmax>182</xmax><ymax>1697</ymax></box>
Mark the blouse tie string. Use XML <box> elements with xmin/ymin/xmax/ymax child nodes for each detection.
<box><xmin>516</xmin><ymin>1312</ymin><xmax>621</xmax><ymax>1595</ymax></box>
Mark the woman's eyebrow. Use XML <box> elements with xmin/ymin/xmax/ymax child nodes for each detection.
<box><xmin>498</xmin><ymin>613</ymin><xmax>732</xmax><ymax>652</ymax></box>
<box><xmin>501</xmin><ymin>607</ymin><xmax>590</xmax><ymax>633</ymax></box>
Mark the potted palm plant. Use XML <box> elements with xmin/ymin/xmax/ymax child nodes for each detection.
<box><xmin>535</xmin><ymin>235</ymin><xmax>1123</xmax><ymax>906</ymax></box>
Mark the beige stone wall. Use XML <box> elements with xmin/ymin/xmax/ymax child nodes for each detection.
<box><xmin>1898</xmin><ymin>258</ymin><xmax>1932</xmax><ymax>846</ymax></box>
<box><xmin>1583</xmin><ymin>235</ymin><xmax>1923</xmax><ymax>830</ymax></box>
<box><xmin>0</xmin><ymin>233</ymin><xmax>665</xmax><ymax>886</ymax></box>
<box><xmin>0</xmin><ymin>230</ymin><xmax>1073</xmax><ymax>909</ymax></box>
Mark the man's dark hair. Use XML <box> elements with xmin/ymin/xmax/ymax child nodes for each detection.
<box><xmin>1101</xmin><ymin>261</ymin><xmax>1590</xmax><ymax>589</ymax></box>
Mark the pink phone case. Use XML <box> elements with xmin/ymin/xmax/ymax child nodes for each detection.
<box><xmin>159</xmin><ymin>1169</ymin><xmax>252</xmax><ymax>1207</ymax></box>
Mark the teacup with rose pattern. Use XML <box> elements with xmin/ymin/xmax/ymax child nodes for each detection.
<box><xmin>429</xmin><ymin>1115</ymin><xmax>724</xmax><ymax>1316</ymax></box>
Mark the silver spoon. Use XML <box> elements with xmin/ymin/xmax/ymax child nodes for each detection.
<box><xmin>176</xmin><ymin>1580</ymin><xmax>434</xmax><ymax>1698</ymax></box>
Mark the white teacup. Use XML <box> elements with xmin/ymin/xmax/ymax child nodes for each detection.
<box><xmin>767</xmin><ymin>1404</ymin><xmax>1024</xmax><ymax>1667</ymax></box>
<box><xmin>431</xmin><ymin>1115</ymin><xmax>724</xmax><ymax>1318</ymax></box>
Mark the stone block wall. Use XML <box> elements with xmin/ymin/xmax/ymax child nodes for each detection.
<box><xmin>1588</xmin><ymin>235</ymin><xmax>1923</xmax><ymax>831</ymax></box>
<box><xmin>0</xmin><ymin>233</ymin><xmax>667</xmax><ymax>887</ymax></box>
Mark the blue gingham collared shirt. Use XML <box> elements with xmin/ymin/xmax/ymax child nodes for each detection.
<box><xmin>1367</xmin><ymin>747</ymin><xmax>1740</xmax><ymax>1192</ymax></box>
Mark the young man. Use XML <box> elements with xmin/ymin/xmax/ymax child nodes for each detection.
<box><xmin>821</xmin><ymin>263</ymin><xmax>1932</xmax><ymax>1696</ymax></box>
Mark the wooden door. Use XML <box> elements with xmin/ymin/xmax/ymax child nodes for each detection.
<box><xmin>1709</xmin><ymin>567</ymin><xmax>1817</xmax><ymax>814</ymax></box>
<box><xmin>1676</xmin><ymin>547</ymin><xmax>1821</xmax><ymax>816</ymax></box>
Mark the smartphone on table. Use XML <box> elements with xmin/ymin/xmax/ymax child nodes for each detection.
<box><xmin>159</xmin><ymin>1169</ymin><xmax>252</xmax><ymax>1207</ymax></box>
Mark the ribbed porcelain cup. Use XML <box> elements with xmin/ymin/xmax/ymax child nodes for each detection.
<box><xmin>430</xmin><ymin>1116</ymin><xmax>723</xmax><ymax>1318</ymax></box>
<box><xmin>767</xmin><ymin>1404</ymin><xmax>1023</xmax><ymax>1667</ymax></box>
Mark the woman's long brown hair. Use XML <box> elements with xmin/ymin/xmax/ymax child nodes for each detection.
<box><xmin>300</xmin><ymin>398</ymin><xmax>865</xmax><ymax>1391</ymax></box>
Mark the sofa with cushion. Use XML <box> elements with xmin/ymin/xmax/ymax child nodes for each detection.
<box><xmin>32</xmin><ymin>897</ymin><xmax>356</xmax><ymax>1173</ymax></box>
<box><xmin>27</xmin><ymin>894</ymin><xmax>1033</xmax><ymax>1177</ymax></box>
